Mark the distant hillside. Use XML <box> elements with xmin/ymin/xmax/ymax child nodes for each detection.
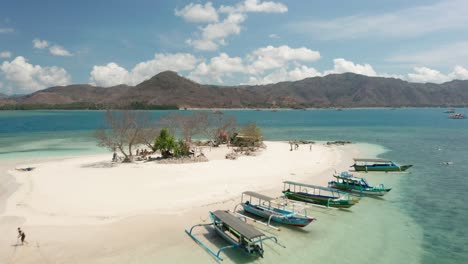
<box><xmin>1</xmin><ymin>71</ymin><xmax>468</xmax><ymax>109</ymax></box>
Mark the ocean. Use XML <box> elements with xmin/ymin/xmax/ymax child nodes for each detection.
<box><xmin>0</xmin><ymin>108</ymin><xmax>467</xmax><ymax>263</ymax></box>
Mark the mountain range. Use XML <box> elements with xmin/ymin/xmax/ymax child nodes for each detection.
<box><xmin>1</xmin><ymin>71</ymin><xmax>468</xmax><ymax>109</ymax></box>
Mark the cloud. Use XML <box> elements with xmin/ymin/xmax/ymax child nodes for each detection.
<box><xmin>449</xmin><ymin>65</ymin><xmax>468</xmax><ymax>80</ymax></box>
<box><xmin>89</xmin><ymin>63</ymin><xmax>130</xmax><ymax>87</ymax></box>
<box><xmin>0</xmin><ymin>56</ymin><xmax>71</xmax><ymax>92</ymax></box>
<box><xmin>0</xmin><ymin>51</ymin><xmax>12</xmax><ymax>59</ymax></box>
<box><xmin>388</xmin><ymin>41</ymin><xmax>468</xmax><ymax>67</ymax></box>
<box><xmin>175</xmin><ymin>2</ymin><xmax>218</xmax><ymax>23</ymax></box>
<box><xmin>33</xmin><ymin>38</ymin><xmax>73</xmax><ymax>56</ymax></box>
<box><xmin>49</xmin><ymin>45</ymin><xmax>73</xmax><ymax>56</ymax></box>
<box><xmin>325</xmin><ymin>58</ymin><xmax>377</xmax><ymax>76</ymax></box>
<box><xmin>33</xmin><ymin>38</ymin><xmax>49</xmax><ymax>49</ymax></box>
<box><xmin>181</xmin><ymin>1</ymin><xmax>288</xmax><ymax>51</ymax></box>
<box><xmin>188</xmin><ymin>45</ymin><xmax>320</xmax><ymax>84</ymax></box>
<box><xmin>268</xmin><ymin>34</ymin><xmax>279</xmax><ymax>39</ymax></box>
<box><xmin>186</xmin><ymin>12</ymin><xmax>246</xmax><ymax>51</ymax></box>
<box><xmin>248</xmin><ymin>45</ymin><xmax>320</xmax><ymax>74</ymax></box>
<box><xmin>290</xmin><ymin>0</ymin><xmax>468</xmax><ymax>40</ymax></box>
<box><xmin>245</xmin><ymin>66</ymin><xmax>321</xmax><ymax>85</ymax></box>
<box><xmin>407</xmin><ymin>66</ymin><xmax>468</xmax><ymax>83</ymax></box>
<box><xmin>89</xmin><ymin>53</ymin><xmax>199</xmax><ymax>87</ymax></box>
<box><xmin>220</xmin><ymin>0</ymin><xmax>287</xmax><ymax>14</ymax></box>
<box><xmin>0</xmin><ymin>27</ymin><xmax>14</xmax><ymax>33</ymax></box>
<box><xmin>189</xmin><ymin>53</ymin><xmax>245</xmax><ymax>83</ymax></box>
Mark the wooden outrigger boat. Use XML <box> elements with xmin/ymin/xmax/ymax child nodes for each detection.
<box><xmin>282</xmin><ymin>181</ymin><xmax>359</xmax><ymax>208</ymax></box>
<box><xmin>328</xmin><ymin>171</ymin><xmax>392</xmax><ymax>196</ymax></box>
<box><xmin>185</xmin><ymin>210</ymin><xmax>283</xmax><ymax>261</ymax></box>
<box><xmin>351</xmin><ymin>158</ymin><xmax>412</xmax><ymax>172</ymax></box>
<box><xmin>237</xmin><ymin>191</ymin><xmax>316</xmax><ymax>228</ymax></box>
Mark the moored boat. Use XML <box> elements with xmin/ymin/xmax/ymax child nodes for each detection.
<box><xmin>282</xmin><ymin>181</ymin><xmax>359</xmax><ymax>208</ymax></box>
<box><xmin>185</xmin><ymin>210</ymin><xmax>283</xmax><ymax>261</ymax></box>
<box><xmin>352</xmin><ymin>158</ymin><xmax>412</xmax><ymax>172</ymax></box>
<box><xmin>239</xmin><ymin>191</ymin><xmax>316</xmax><ymax>227</ymax></box>
<box><xmin>449</xmin><ymin>113</ymin><xmax>465</xmax><ymax>119</ymax></box>
<box><xmin>328</xmin><ymin>171</ymin><xmax>391</xmax><ymax>196</ymax></box>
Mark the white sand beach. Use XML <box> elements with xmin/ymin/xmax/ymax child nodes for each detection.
<box><xmin>0</xmin><ymin>141</ymin><xmax>365</xmax><ymax>264</ymax></box>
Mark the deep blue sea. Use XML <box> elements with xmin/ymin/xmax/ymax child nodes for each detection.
<box><xmin>0</xmin><ymin>108</ymin><xmax>467</xmax><ymax>263</ymax></box>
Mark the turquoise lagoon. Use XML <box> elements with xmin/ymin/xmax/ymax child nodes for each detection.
<box><xmin>0</xmin><ymin>108</ymin><xmax>467</xmax><ymax>263</ymax></box>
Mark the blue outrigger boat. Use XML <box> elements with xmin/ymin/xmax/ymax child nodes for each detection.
<box><xmin>328</xmin><ymin>171</ymin><xmax>392</xmax><ymax>196</ymax></box>
<box><xmin>238</xmin><ymin>191</ymin><xmax>316</xmax><ymax>228</ymax></box>
<box><xmin>185</xmin><ymin>210</ymin><xmax>283</xmax><ymax>261</ymax></box>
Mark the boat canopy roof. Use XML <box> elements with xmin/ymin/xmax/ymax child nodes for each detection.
<box><xmin>242</xmin><ymin>191</ymin><xmax>274</xmax><ymax>201</ymax></box>
<box><xmin>283</xmin><ymin>181</ymin><xmax>342</xmax><ymax>193</ymax></box>
<box><xmin>353</xmin><ymin>158</ymin><xmax>392</xmax><ymax>162</ymax></box>
<box><xmin>212</xmin><ymin>210</ymin><xmax>265</xmax><ymax>240</ymax></box>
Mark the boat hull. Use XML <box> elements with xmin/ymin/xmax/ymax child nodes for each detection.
<box><xmin>282</xmin><ymin>191</ymin><xmax>357</xmax><ymax>208</ymax></box>
<box><xmin>353</xmin><ymin>164</ymin><xmax>412</xmax><ymax>172</ymax></box>
<box><xmin>328</xmin><ymin>182</ymin><xmax>391</xmax><ymax>196</ymax></box>
<box><xmin>241</xmin><ymin>203</ymin><xmax>314</xmax><ymax>227</ymax></box>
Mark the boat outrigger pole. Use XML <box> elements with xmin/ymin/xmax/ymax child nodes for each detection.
<box><xmin>185</xmin><ymin>223</ymin><xmax>238</xmax><ymax>261</ymax></box>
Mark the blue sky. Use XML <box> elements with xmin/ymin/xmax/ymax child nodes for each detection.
<box><xmin>1</xmin><ymin>0</ymin><xmax>468</xmax><ymax>94</ymax></box>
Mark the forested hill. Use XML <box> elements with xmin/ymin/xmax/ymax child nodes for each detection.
<box><xmin>1</xmin><ymin>71</ymin><xmax>468</xmax><ymax>109</ymax></box>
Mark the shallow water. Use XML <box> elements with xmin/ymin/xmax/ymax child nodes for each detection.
<box><xmin>0</xmin><ymin>108</ymin><xmax>467</xmax><ymax>263</ymax></box>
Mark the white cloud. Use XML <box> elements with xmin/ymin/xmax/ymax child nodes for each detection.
<box><xmin>0</xmin><ymin>51</ymin><xmax>12</xmax><ymax>59</ymax></box>
<box><xmin>49</xmin><ymin>45</ymin><xmax>73</xmax><ymax>56</ymax></box>
<box><xmin>325</xmin><ymin>58</ymin><xmax>377</xmax><ymax>76</ymax></box>
<box><xmin>89</xmin><ymin>53</ymin><xmax>200</xmax><ymax>87</ymax></box>
<box><xmin>188</xmin><ymin>45</ymin><xmax>320</xmax><ymax>84</ymax></box>
<box><xmin>220</xmin><ymin>0</ymin><xmax>287</xmax><ymax>14</ymax></box>
<box><xmin>33</xmin><ymin>38</ymin><xmax>73</xmax><ymax>56</ymax></box>
<box><xmin>175</xmin><ymin>2</ymin><xmax>218</xmax><ymax>23</ymax></box>
<box><xmin>248</xmin><ymin>45</ymin><xmax>320</xmax><ymax>74</ymax></box>
<box><xmin>0</xmin><ymin>27</ymin><xmax>14</xmax><ymax>33</ymax></box>
<box><xmin>0</xmin><ymin>56</ymin><xmax>71</xmax><ymax>92</ymax></box>
<box><xmin>388</xmin><ymin>42</ymin><xmax>468</xmax><ymax>67</ymax></box>
<box><xmin>182</xmin><ymin>1</ymin><xmax>288</xmax><ymax>51</ymax></box>
<box><xmin>268</xmin><ymin>33</ymin><xmax>279</xmax><ymax>39</ymax></box>
<box><xmin>407</xmin><ymin>66</ymin><xmax>468</xmax><ymax>83</ymax></box>
<box><xmin>187</xmin><ymin>12</ymin><xmax>246</xmax><ymax>51</ymax></box>
<box><xmin>449</xmin><ymin>65</ymin><xmax>468</xmax><ymax>80</ymax></box>
<box><xmin>189</xmin><ymin>53</ymin><xmax>245</xmax><ymax>83</ymax></box>
<box><xmin>291</xmin><ymin>0</ymin><xmax>468</xmax><ymax>40</ymax></box>
<box><xmin>89</xmin><ymin>63</ymin><xmax>130</xmax><ymax>87</ymax></box>
<box><xmin>33</xmin><ymin>38</ymin><xmax>49</xmax><ymax>49</ymax></box>
<box><xmin>245</xmin><ymin>66</ymin><xmax>321</xmax><ymax>85</ymax></box>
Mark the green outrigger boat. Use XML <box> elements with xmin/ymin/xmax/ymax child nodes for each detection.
<box><xmin>352</xmin><ymin>158</ymin><xmax>412</xmax><ymax>172</ymax></box>
<box><xmin>282</xmin><ymin>181</ymin><xmax>359</xmax><ymax>208</ymax></box>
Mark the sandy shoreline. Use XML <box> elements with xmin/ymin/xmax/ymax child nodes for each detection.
<box><xmin>0</xmin><ymin>141</ymin><xmax>369</xmax><ymax>263</ymax></box>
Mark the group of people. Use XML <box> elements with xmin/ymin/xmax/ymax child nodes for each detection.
<box><xmin>136</xmin><ymin>149</ymin><xmax>152</xmax><ymax>157</ymax></box>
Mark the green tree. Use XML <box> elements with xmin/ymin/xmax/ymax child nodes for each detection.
<box><xmin>233</xmin><ymin>123</ymin><xmax>263</xmax><ymax>147</ymax></box>
<box><xmin>154</xmin><ymin>128</ymin><xmax>177</xmax><ymax>158</ymax></box>
<box><xmin>174</xmin><ymin>140</ymin><xmax>191</xmax><ymax>158</ymax></box>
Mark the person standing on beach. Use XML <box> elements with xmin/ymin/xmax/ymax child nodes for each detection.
<box><xmin>17</xmin><ymin>227</ymin><xmax>28</xmax><ymax>245</ymax></box>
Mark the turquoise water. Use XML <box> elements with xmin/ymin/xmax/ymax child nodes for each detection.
<box><xmin>0</xmin><ymin>109</ymin><xmax>467</xmax><ymax>263</ymax></box>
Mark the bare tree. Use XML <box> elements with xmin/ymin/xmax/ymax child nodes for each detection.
<box><xmin>159</xmin><ymin>112</ymin><xmax>180</xmax><ymax>137</ymax></box>
<box><xmin>199</xmin><ymin>111</ymin><xmax>236</xmax><ymax>146</ymax></box>
<box><xmin>95</xmin><ymin>110</ymin><xmax>155</xmax><ymax>162</ymax></box>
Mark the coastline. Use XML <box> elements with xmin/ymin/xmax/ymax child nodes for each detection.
<box><xmin>0</xmin><ymin>141</ymin><xmax>422</xmax><ymax>264</ymax></box>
